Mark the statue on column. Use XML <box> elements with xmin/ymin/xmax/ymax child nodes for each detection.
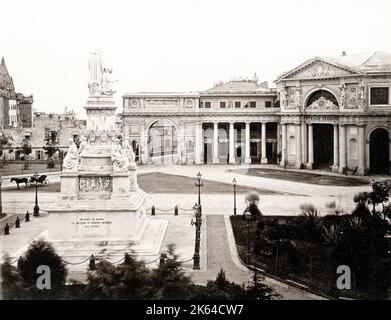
<box><xmin>63</xmin><ymin>138</ymin><xmax>79</xmax><ymax>172</ymax></box>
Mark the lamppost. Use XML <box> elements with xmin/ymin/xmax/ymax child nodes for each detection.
<box><xmin>244</xmin><ymin>207</ymin><xmax>251</xmax><ymax>266</ymax></box>
<box><xmin>195</xmin><ymin>172</ymin><xmax>203</xmax><ymax>210</ymax></box>
<box><xmin>192</xmin><ymin>203</ymin><xmax>202</xmax><ymax>270</ymax></box>
<box><xmin>232</xmin><ymin>178</ymin><xmax>237</xmax><ymax>215</ymax></box>
<box><xmin>33</xmin><ymin>172</ymin><xmax>40</xmax><ymax>216</ymax></box>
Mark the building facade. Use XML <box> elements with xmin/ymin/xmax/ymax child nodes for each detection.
<box><xmin>0</xmin><ymin>57</ymin><xmax>33</xmax><ymax>130</ymax></box>
<box><xmin>122</xmin><ymin>51</ymin><xmax>391</xmax><ymax>175</ymax></box>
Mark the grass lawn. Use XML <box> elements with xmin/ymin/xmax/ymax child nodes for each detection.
<box><xmin>138</xmin><ymin>172</ymin><xmax>284</xmax><ymax>194</ymax></box>
<box><xmin>230</xmin><ymin>168</ymin><xmax>369</xmax><ymax>186</ymax></box>
<box><xmin>3</xmin><ymin>172</ymin><xmax>284</xmax><ymax>195</ymax></box>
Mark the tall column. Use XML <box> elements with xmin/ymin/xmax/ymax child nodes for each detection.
<box><xmin>140</xmin><ymin>123</ymin><xmax>147</xmax><ymax>164</ymax></box>
<box><xmin>295</xmin><ymin>123</ymin><xmax>302</xmax><ymax>168</ymax></box>
<box><xmin>194</xmin><ymin>122</ymin><xmax>201</xmax><ymax>164</ymax></box>
<box><xmin>229</xmin><ymin>122</ymin><xmax>235</xmax><ymax>164</ymax></box>
<box><xmin>180</xmin><ymin>122</ymin><xmax>185</xmax><ymax>164</ymax></box>
<box><xmin>332</xmin><ymin>124</ymin><xmax>339</xmax><ymax>172</ymax></box>
<box><xmin>302</xmin><ymin>121</ymin><xmax>307</xmax><ymax>164</ymax></box>
<box><xmin>280</xmin><ymin>123</ymin><xmax>287</xmax><ymax>166</ymax></box>
<box><xmin>261</xmin><ymin>122</ymin><xmax>267</xmax><ymax>164</ymax></box>
<box><xmin>306</xmin><ymin>123</ymin><xmax>313</xmax><ymax>169</ymax></box>
<box><xmin>213</xmin><ymin>122</ymin><xmax>219</xmax><ymax>164</ymax></box>
<box><xmin>338</xmin><ymin>124</ymin><xmax>346</xmax><ymax>173</ymax></box>
<box><xmin>245</xmin><ymin>122</ymin><xmax>251</xmax><ymax>164</ymax></box>
<box><xmin>358</xmin><ymin>125</ymin><xmax>366</xmax><ymax>175</ymax></box>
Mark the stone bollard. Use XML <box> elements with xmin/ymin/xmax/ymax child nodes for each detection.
<box><xmin>151</xmin><ymin>205</ymin><xmax>155</xmax><ymax>216</ymax></box>
<box><xmin>89</xmin><ymin>254</ymin><xmax>96</xmax><ymax>271</ymax></box>
<box><xmin>4</xmin><ymin>223</ymin><xmax>10</xmax><ymax>235</ymax></box>
<box><xmin>25</xmin><ymin>211</ymin><xmax>30</xmax><ymax>222</ymax></box>
<box><xmin>174</xmin><ymin>205</ymin><xmax>178</xmax><ymax>216</ymax></box>
<box><xmin>15</xmin><ymin>217</ymin><xmax>20</xmax><ymax>228</ymax></box>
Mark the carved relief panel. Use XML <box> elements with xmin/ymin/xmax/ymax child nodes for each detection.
<box><xmin>79</xmin><ymin>176</ymin><xmax>112</xmax><ymax>193</ymax></box>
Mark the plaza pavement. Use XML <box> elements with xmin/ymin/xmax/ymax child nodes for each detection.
<box><xmin>0</xmin><ymin>164</ymin><xmax>374</xmax><ymax>299</ymax></box>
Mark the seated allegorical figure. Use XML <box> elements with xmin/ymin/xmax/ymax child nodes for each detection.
<box><xmin>63</xmin><ymin>138</ymin><xmax>79</xmax><ymax>172</ymax></box>
<box><xmin>122</xmin><ymin>137</ymin><xmax>136</xmax><ymax>165</ymax></box>
<box><xmin>112</xmin><ymin>137</ymin><xmax>129</xmax><ymax>172</ymax></box>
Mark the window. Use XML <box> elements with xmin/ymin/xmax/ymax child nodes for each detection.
<box><xmin>220</xmin><ymin>101</ymin><xmax>226</xmax><ymax>108</ymax></box>
<box><xmin>250</xmin><ymin>101</ymin><xmax>256</xmax><ymax>108</ymax></box>
<box><xmin>199</xmin><ymin>101</ymin><xmax>203</xmax><ymax>108</ymax></box>
<box><xmin>36</xmin><ymin>150</ymin><xmax>44</xmax><ymax>160</ymax></box>
<box><xmin>204</xmin><ymin>101</ymin><xmax>211</xmax><ymax>108</ymax></box>
<box><xmin>235</xmin><ymin>101</ymin><xmax>241</xmax><ymax>108</ymax></box>
<box><xmin>265</xmin><ymin>101</ymin><xmax>272</xmax><ymax>108</ymax></box>
<box><xmin>370</xmin><ymin>87</ymin><xmax>389</xmax><ymax>105</ymax></box>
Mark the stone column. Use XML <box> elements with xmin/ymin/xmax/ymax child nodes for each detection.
<box><xmin>295</xmin><ymin>124</ymin><xmax>302</xmax><ymax>168</ymax></box>
<box><xmin>213</xmin><ymin>122</ymin><xmax>219</xmax><ymax>164</ymax></box>
<box><xmin>306</xmin><ymin>123</ymin><xmax>314</xmax><ymax>169</ymax></box>
<box><xmin>338</xmin><ymin>124</ymin><xmax>346</xmax><ymax>173</ymax></box>
<box><xmin>140</xmin><ymin>123</ymin><xmax>147</xmax><ymax>164</ymax></box>
<box><xmin>302</xmin><ymin>121</ymin><xmax>307</xmax><ymax>164</ymax></box>
<box><xmin>332</xmin><ymin>124</ymin><xmax>339</xmax><ymax>172</ymax></box>
<box><xmin>280</xmin><ymin>123</ymin><xmax>287</xmax><ymax>166</ymax></box>
<box><xmin>261</xmin><ymin>122</ymin><xmax>267</xmax><ymax>164</ymax></box>
<box><xmin>179</xmin><ymin>122</ymin><xmax>185</xmax><ymax>164</ymax></box>
<box><xmin>229</xmin><ymin>122</ymin><xmax>235</xmax><ymax>164</ymax></box>
<box><xmin>245</xmin><ymin>122</ymin><xmax>251</xmax><ymax>164</ymax></box>
<box><xmin>358</xmin><ymin>125</ymin><xmax>366</xmax><ymax>175</ymax></box>
<box><xmin>194</xmin><ymin>122</ymin><xmax>201</xmax><ymax>164</ymax></box>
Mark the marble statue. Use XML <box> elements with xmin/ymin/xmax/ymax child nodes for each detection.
<box><xmin>112</xmin><ymin>137</ymin><xmax>129</xmax><ymax>172</ymax></box>
<box><xmin>122</xmin><ymin>137</ymin><xmax>136</xmax><ymax>164</ymax></box>
<box><xmin>79</xmin><ymin>136</ymin><xmax>87</xmax><ymax>156</ymax></box>
<box><xmin>100</xmin><ymin>68</ymin><xmax>117</xmax><ymax>95</ymax></box>
<box><xmin>339</xmin><ymin>81</ymin><xmax>346</xmax><ymax>108</ymax></box>
<box><xmin>63</xmin><ymin>138</ymin><xmax>79</xmax><ymax>172</ymax></box>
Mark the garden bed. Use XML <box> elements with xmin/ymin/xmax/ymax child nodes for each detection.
<box><xmin>230</xmin><ymin>213</ymin><xmax>391</xmax><ymax>300</ymax></box>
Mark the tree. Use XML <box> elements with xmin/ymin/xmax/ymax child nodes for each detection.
<box><xmin>43</xmin><ymin>138</ymin><xmax>59</xmax><ymax>168</ymax></box>
<box><xmin>150</xmin><ymin>244</ymin><xmax>194</xmax><ymax>299</ymax></box>
<box><xmin>244</xmin><ymin>271</ymin><xmax>275</xmax><ymax>300</ymax></box>
<box><xmin>1</xmin><ymin>255</ymin><xmax>25</xmax><ymax>299</ymax></box>
<box><xmin>17</xmin><ymin>240</ymin><xmax>67</xmax><ymax>299</ymax></box>
<box><xmin>20</xmin><ymin>137</ymin><xmax>32</xmax><ymax>169</ymax></box>
<box><xmin>244</xmin><ymin>192</ymin><xmax>263</xmax><ymax>220</ymax></box>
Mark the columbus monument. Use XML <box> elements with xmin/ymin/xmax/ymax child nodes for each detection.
<box><xmin>45</xmin><ymin>52</ymin><xmax>167</xmax><ymax>268</ymax></box>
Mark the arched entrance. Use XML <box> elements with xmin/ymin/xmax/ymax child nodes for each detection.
<box><xmin>148</xmin><ymin>119</ymin><xmax>178</xmax><ymax>164</ymax></box>
<box><xmin>306</xmin><ymin>90</ymin><xmax>338</xmax><ymax>169</ymax></box>
<box><xmin>369</xmin><ymin>128</ymin><xmax>389</xmax><ymax>174</ymax></box>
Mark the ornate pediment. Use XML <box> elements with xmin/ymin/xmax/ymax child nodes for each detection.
<box><xmin>280</xmin><ymin>59</ymin><xmax>358</xmax><ymax>80</ymax></box>
<box><xmin>306</xmin><ymin>96</ymin><xmax>338</xmax><ymax>110</ymax></box>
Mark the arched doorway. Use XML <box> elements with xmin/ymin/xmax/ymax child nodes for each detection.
<box><xmin>370</xmin><ymin>128</ymin><xmax>389</xmax><ymax>174</ymax></box>
<box><xmin>306</xmin><ymin>90</ymin><xmax>338</xmax><ymax>169</ymax></box>
<box><xmin>148</xmin><ymin>119</ymin><xmax>178</xmax><ymax>164</ymax></box>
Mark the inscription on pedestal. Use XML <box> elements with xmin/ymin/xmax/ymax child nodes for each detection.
<box><xmin>72</xmin><ymin>217</ymin><xmax>112</xmax><ymax>228</ymax></box>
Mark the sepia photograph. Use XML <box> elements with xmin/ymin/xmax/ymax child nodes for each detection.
<box><xmin>0</xmin><ymin>0</ymin><xmax>390</xmax><ymax>313</ymax></box>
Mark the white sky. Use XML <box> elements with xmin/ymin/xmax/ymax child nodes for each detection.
<box><xmin>1</xmin><ymin>0</ymin><xmax>391</xmax><ymax>117</ymax></box>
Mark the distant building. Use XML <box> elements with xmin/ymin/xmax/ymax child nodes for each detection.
<box><xmin>0</xmin><ymin>57</ymin><xmax>33</xmax><ymax>130</ymax></box>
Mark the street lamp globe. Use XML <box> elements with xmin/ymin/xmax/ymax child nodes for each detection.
<box><xmin>232</xmin><ymin>178</ymin><xmax>237</xmax><ymax>186</ymax></box>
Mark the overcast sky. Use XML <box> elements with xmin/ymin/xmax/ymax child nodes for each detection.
<box><xmin>1</xmin><ymin>0</ymin><xmax>390</xmax><ymax>117</ymax></box>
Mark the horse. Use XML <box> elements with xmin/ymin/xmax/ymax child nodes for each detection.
<box><xmin>30</xmin><ymin>175</ymin><xmax>48</xmax><ymax>186</ymax></box>
<box><xmin>10</xmin><ymin>177</ymin><xmax>29</xmax><ymax>189</ymax></box>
